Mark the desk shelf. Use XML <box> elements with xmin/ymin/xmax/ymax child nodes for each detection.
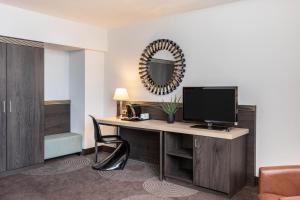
<box><xmin>165</xmin><ymin>132</ymin><xmax>193</xmax><ymax>156</ymax></box>
<box><xmin>165</xmin><ymin>155</ymin><xmax>193</xmax><ymax>183</ymax></box>
<box><xmin>166</xmin><ymin>148</ymin><xmax>193</xmax><ymax>159</ymax></box>
<box><xmin>164</xmin><ymin>132</ymin><xmax>194</xmax><ymax>183</ymax></box>
<box><xmin>165</xmin><ymin>169</ymin><xmax>193</xmax><ymax>183</ymax></box>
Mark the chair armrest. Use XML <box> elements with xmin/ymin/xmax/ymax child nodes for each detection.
<box><xmin>259</xmin><ymin>166</ymin><xmax>300</xmax><ymax>197</ymax></box>
<box><xmin>280</xmin><ymin>196</ymin><xmax>300</xmax><ymax>200</ymax></box>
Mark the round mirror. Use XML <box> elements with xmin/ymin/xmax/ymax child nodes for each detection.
<box><xmin>139</xmin><ymin>39</ymin><xmax>186</xmax><ymax>95</ymax></box>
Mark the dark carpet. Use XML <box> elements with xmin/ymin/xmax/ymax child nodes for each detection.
<box><xmin>0</xmin><ymin>154</ymin><xmax>257</xmax><ymax>200</ymax></box>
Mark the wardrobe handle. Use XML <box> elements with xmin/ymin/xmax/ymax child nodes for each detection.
<box><xmin>194</xmin><ymin>139</ymin><xmax>198</xmax><ymax>148</ymax></box>
<box><xmin>2</xmin><ymin>101</ymin><xmax>5</xmax><ymax>113</ymax></box>
<box><xmin>9</xmin><ymin>100</ymin><xmax>11</xmax><ymax>113</ymax></box>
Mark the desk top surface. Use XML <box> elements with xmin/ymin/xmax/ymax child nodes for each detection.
<box><xmin>97</xmin><ymin>117</ymin><xmax>249</xmax><ymax>140</ymax></box>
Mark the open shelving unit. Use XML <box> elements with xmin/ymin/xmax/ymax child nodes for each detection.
<box><xmin>164</xmin><ymin>132</ymin><xmax>193</xmax><ymax>183</ymax></box>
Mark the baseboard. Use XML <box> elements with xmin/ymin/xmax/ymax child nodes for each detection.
<box><xmin>0</xmin><ymin>162</ymin><xmax>44</xmax><ymax>178</ymax></box>
<box><xmin>81</xmin><ymin>145</ymin><xmax>115</xmax><ymax>155</ymax></box>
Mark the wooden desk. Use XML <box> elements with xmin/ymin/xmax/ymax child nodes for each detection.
<box><xmin>98</xmin><ymin>117</ymin><xmax>248</xmax><ymax>139</ymax></box>
<box><xmin>97</xmin><ymin>117</ymin><xmax>249</xmax><ymax>196</ymax></box>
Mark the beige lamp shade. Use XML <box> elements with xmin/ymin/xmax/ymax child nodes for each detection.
<box><xmin>113</xmin><ymin>88</ymin><xmax>129</xmax><ymax>101</ymax></box>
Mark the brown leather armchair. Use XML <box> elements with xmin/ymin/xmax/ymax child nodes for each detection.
<box><xmin>258</xmin><ymin>166</ymin><xmax>300</xmax><ymax>200</ymax></box>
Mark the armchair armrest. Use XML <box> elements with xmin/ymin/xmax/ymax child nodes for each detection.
<box><xmin>280</xmin><ymin>196</ymin><xmax>300</xmax><ymax>200</ymax></box>
<box><xmin>259</xmin><ymin>166</ymin><xmax>300</xmax><ymax>197</ymax></box>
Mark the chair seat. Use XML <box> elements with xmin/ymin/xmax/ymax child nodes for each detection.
<box><xmin>102</xmin><ymin>135</ymin><xmax>121</xmax><ymax>139</ymax></box>
<box><xmin>100</xmin><ymin>135</ymin><xmax>124</xmax><ymax>144</ymax></box>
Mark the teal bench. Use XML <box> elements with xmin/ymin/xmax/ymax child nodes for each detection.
<box><xmin>44</xmin><ymin>132</ymin><xmax>82</xmax><ymax>160</ymax></box>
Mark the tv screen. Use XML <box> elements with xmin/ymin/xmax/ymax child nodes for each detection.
<box><xmin>183</xmin><ymin>87</ymin><xmax>238</xmax><ymax>124</ymax></box>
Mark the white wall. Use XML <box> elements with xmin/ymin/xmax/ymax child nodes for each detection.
<box><xmin>84</xmin><ymin>50</ymin><xmax>105</xmax><ymax>148</ymax></box>
<box><xmin>69</xmin><ymin>50</ymin><xmax>106</xmax><ymax>149</ymax></box>
<box><xmin>44</xmin><ymin>48</ymin><xmax>70</xmax><ymax>100</ymax></box>
<box><xmin>0</xmin><ymin>3</ymin><xmax>107</xmax><ymax>51</ymax></box>
<box><xmin>105</xmin><ymin>0</ymin><xmax>300</xmax><ymax>174</ymax></box>
<box><xmin>69</xmin><ymin>51</ymin><xmax>85</xmax><ymax>140</ymax></box>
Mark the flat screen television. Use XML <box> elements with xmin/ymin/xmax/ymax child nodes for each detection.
<box><xmin>183</xmin><ymin>87</ymin><xmax>238</xmax><ymax>129</ymax></box>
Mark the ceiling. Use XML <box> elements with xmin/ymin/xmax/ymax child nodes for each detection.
<box><xmin>0</xmin><ymin>0</ymin><xmax>238</xmax><ymax>28</ymax></box>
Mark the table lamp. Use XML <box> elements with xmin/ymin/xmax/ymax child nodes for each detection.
<box><xmin>113</xmin><ymin>88</ymin><xmax>129</xmax><ymax>118</ymax></box>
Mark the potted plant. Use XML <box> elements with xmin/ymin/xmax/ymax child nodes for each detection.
<box><xmin>160</xmin><ymin>95</ymin><xmax>181</xmax><ymax>123</ymax></box>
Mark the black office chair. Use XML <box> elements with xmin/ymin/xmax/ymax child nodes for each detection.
<box><xmin>89</xmin><ymin>115</ymin><xmax>130</xmax><ymax>171</ymax></box>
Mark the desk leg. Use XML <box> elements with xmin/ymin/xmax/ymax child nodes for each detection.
<box><xmin>117</xmin><ymin>126</ymin><xmax>120</xmax><ymax>136</ymax></box>
<box><xmin>160</xmin><ymin>131</ymin><xmax>164</xmax><ymax>181</ymax></box>
<box><xmin>116</xmin><ymin>126</ymin><xmax>121</xmax><ymax>149</ymax></box>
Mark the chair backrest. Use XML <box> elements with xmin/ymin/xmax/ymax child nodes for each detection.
<box><xmin>89</xmin><ymin>115</ymin><xmax>102</xmax><ymax>142</ymax></box>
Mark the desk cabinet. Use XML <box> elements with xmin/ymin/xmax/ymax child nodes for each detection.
<box><xmin>194</xmin><ymin>135</ymin><xmax>246</xmax><ymax>196</ymax></box>
<box><xmin>165</xmin><ymin>132</ymin><xmax>247</xmax><ymax>197</ymax></box>
<box><xmin>193</xmin><ymin>136</ymin><xmax>231</xmax><ymax>193</ymax></box>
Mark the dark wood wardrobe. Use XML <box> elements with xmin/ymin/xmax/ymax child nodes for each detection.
<box><xmin>0</xmin><ymin>38</ymin><xmax>44</xmax><ymax>173</ymax></box>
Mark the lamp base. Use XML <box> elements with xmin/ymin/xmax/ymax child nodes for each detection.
<box><xmin>118</xmin><ymin>101</ymin><xmax>123</xmax><ymax>118</ymax></box>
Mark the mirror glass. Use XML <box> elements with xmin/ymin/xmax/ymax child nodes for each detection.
<box><xmin>147</xmin><ymin>50</ymin><xmax>175</xmax><ymax>86</ymax></box>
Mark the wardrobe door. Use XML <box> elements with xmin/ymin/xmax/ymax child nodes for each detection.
<box><xmin>6</xmin><ymin>44</ymin><xmax>44</xmax><ymax>170</ymax></box>
<box><xmin>0</xmin><ymin>43</ymin><xmax>6</xmax><ymax>172</ymax></box>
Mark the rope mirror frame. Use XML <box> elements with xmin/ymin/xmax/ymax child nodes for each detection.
<box><xmin>139</xmin><ymin>39</ymin><xmax>186</xmax><ymax>95</ymax></box>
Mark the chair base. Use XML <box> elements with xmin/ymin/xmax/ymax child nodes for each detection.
<box><xmin>92</xmin><ymin>141</ymin><xmax>130</xmax><ymax>171</ymax></box>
